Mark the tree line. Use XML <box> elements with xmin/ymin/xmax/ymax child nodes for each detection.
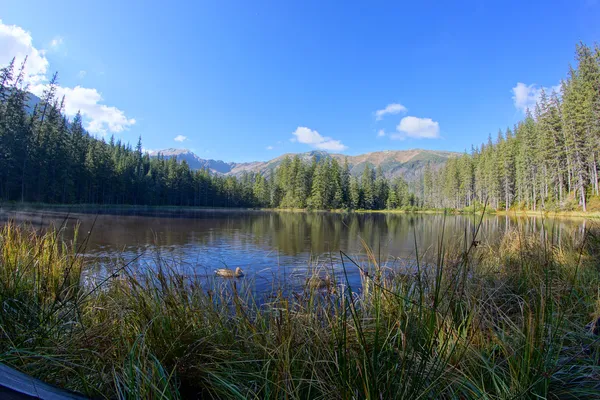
<box><xmin>2</xmin><ymin>42</ymin><xmax>598</xmax><ymax>212</ymax></box>
<box><xmin>422</xmin><ymin>43</ymin><xmax>600</xmax><ymax>212</ymax></box>
<box><xmin>0</xmin><ymin>59</ymin><xmax>257</xmax><ymax>207</ymax></box>
<box><xmin>0</xmin><ymin>57</ymin><xmax>416</xmax><ymax>210</ymax></box>
<box><xmin>265</xmin><ymin>155</ymin><xmax>416</xmax><ymax>210</ymax></box>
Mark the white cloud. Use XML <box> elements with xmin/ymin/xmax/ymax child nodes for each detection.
<box><xmin>392</xmin><ymin>116</ymin><xmax>440</xmax><ymax>140</ymax></box>
<box><xmin>512</xmin><ymin>82</ymin><xmax>560</xmax><ymax>113</ymax></box>
<box><xmin>174</xmin><ymin>135</ymin><xmax>187</xmax><ymax>142</ymax></box>
<box><xmin>377</xmin><ymin>129</ymin><xmax>385</xmax><ymax>137</ymax></box>
<box><xmin>49</xmin><ymin>36</ymin><xmax>63</xmax><ymax>49</ymax></box>
<box><xmin>266</xmin><ymin>145</ymin><xmax>274</xmax><ymax>150</ymax></box>
<box><xmin>1</xmin><ymin>20</ymin><xmax>135</xmax><ymax>135</ymax></box>
<box><xmin>29</xmin><ymin>84</ymin><xmax>136</xmax><ymax>135</ymax></box>
<box><xmin>375</xmin><ymin>103</ymin><xmax>407</xmax><ymax>120</ymax></box>
<box><xmin>290</xmin><ymin>126</ymin><xmax>347</xmax><ymax>151</ymax></box>
<box><xmin>77</xmin><ymin>70</ymin><xmax>86</xmax><ymax>79</ymax></box>
<box><xmin>0</xmin><ymin>19</ymin><xmax>49</xmax><ymax>85</ymax></box>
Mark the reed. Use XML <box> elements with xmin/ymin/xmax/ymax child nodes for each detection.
<box><xmin>0</xmin><ymin>220</ymin><xmax>599</xmax><ymax>399</ymax></box>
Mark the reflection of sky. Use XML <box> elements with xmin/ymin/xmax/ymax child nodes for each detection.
<box><xmin>1</xmin><ymin>209</ymin><xmax>586</xmax><ymax>294</ymax></box>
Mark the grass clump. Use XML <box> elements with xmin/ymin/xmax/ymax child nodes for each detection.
<box><xmin>1</xmin><ymin>221</ymin><xmax>600</xmax><ymax>399</ymax></box>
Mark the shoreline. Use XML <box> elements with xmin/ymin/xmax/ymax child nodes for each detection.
<box><xmin>2</xmin><ymin>202</ymin><xmax>599</xmax><ymax>220</ymax></box>
<box><xmin>266</xmin><ymin>207</ymin><xmax>600</xmax><ymax>219</ymax></box>
<box><xmin>357</xmin><ymin>208</ymin><xmax>600</xmax><ymax>219</ymax></box>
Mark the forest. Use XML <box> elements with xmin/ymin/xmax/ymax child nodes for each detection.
<box><xmin>1</xmin><ymin>42</ymin><xmax>599</xmax><ymax>212</ymax></box>
<box><xmin>0</xmin><ymin>57</ymin><xmax>414</xmax><ymax>210</ymax></box>
<box><xmin>423</xmin><ymin>43</ymin><xmax>600</xmax><ymax>212</ymax></box>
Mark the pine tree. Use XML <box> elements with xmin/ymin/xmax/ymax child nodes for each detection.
<box><xmin>330</xmin><ymin>158</ymin><xmax>344</xmax><ymax>209</ymax></box>
<box><xmin>386</xmin><ymin>185</ymin><xmax>399</xmax><ymax>209</ymax></box>
<box><xmin>341</xmin><ymin>157</ymin><xmax>350</xmax><ymax>208</ymax></box>
<box><xmin>349</xmin><ymin>176</ymin><xmax>361</xmax><ymax>210</ymax></box>
<box><xmin>308</xmin><ymin>159</ymin><xmax>327</xmax><ymax>209</ymax></box>
<box><xmin>0</xmin><ymin>57</ymin><xmax>15</xmax><ymax>104</ymax></box>
<box><xmin>2</xmin><ymin>41</ymin><xmax>600</xmax><ymax>212</ymax></box>
<box><xmin>374</xmin><ymin>166</ymin><xmax>388</xmax><ymax>209</ymax></box>
<box><xmin>361</xmin><ymin>165</ymin><xmax>375</xmax><ymax>209</ymax></box>
<box><xmin>423</xmin><ymin>162</ymin><xmax>433</xmax><ymax>207</ymax></box>
<box><xmin>562</xmin><ymin>66</ymin><xmax>590</xmax><ymax>211</ymax></box>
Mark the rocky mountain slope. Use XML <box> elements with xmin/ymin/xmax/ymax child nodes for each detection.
<box><xmin>149</xmin><ymin>148</ymin><xmax>458</xmax><ymax>181</ymax></box>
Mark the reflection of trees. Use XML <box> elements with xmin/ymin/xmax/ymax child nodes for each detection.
<box><xmin>239</xmin><ymin>213</ymin><xmax>484</xmax><ymax>258</ymax></box>
<box><xmin>19</xmin><ymin>211</ymin><xmax>587</xmax><ymax>261</ymax></box>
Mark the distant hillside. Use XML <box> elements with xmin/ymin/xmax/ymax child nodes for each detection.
<box><xmin>150</xmin><ymin>148</ymin><xmax>458</xmax><ymax>182</ymax></box>
<box><xmin>148</xmin><ymin>148</ymin><xmax>237</xmax><ymax>174</ymax></box>
<box><xmin>25</xmin><ymin>92</ymin><xmax>41</xmax><ymax>111</ymax></box>
<box><xmin>229</xmin><ymin>149</ymin><xmax>457</xmax><ymax>182</ymax></box>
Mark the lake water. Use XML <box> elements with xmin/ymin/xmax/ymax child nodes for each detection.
<box><xmin>0</xmin><ymin>208</ymin><xmax>587</xmax><ymax>294</ymax></box>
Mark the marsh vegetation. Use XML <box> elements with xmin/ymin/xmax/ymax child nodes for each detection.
<box><xmin>1</xmin><ymin>215</ymin><xmax>599</xmax><ymax>399</ymax></box>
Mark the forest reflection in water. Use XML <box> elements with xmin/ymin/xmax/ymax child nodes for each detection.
<box><xmin>0</xmin><ymin>208</ymin><xmax>588</xmax><ymax>293</ymax></box>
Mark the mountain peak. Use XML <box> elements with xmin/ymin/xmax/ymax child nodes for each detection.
<box><xmin>149</xmin><ymin>148</ymin><xmax>192</xmax><ymax>156</ymax></box>
<box><xmin>149</xmin><ymin>148</ymin><xmax>457</xmax><ymax>181</ymax></box>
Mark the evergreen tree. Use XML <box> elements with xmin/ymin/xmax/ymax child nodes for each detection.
<box><xmin>308</xmin><ymin>159</ymin><xmax>328</xmax><ymax>209</ymax></box>
<box><xmin>1</xmin><ymin>42</ymin><xmax>598</xmax><ymax>213</ymax></box>
<box><xmin>349</xmin><ymin>176</ymin><xmax>361</xmax><ymax>209</ymax></box>
<box><xmin>341</xmin><ymin>157</ymin><xmax>350</xmax><ymax>208</ymax></box>
<box><xmin>361</xmin><ymin>165</ymin><xmax>375</xmax><ymax>209</ymax></box>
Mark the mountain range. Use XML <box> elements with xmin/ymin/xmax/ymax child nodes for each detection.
<box><xmin>22</xmin><ymin>91</ymin><xmax>456</xmax><ymax>182</ymax></box>
<box><xmin>148</xmin><ymin>148</ymin><xmax>458</xmax><ymax>182</ymax></box>
<box><xmin>20</xmin><ymin>91</ymin><xmax>455</xmax><ymax>183</ymax></box>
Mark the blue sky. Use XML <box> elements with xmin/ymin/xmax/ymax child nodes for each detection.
<box><xmin>1</xmin><ymin>1</ymin><xmax>599</xmax><ymax>162</ymax></box>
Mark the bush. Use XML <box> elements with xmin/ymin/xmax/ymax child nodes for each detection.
<box><xmin>586</xmin><ymin>195</ymin><xmax>600</xmax><ymax>212</ymax></box>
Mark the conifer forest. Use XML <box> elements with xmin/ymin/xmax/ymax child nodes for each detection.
<box><xmin>1</xmin><ymin>43</ymin><xmax>599</xmax><ymax>212</ymax></box>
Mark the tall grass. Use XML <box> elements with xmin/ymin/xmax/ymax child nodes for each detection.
<box><xmin>1</xmin><ymin>221</ymin><xmax>599</xmax><ymax>399</ymax></box>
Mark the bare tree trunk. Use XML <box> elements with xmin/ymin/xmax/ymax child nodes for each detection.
<box><xmin>532</xmin><ymin>177</ymin><xmax>537</xmax><ymax>211</ymax></box>
<box><xmin>592</xmin><ymin>153</ymin><xmax>599</xmax><ymax>196</ymax></box>
<box><xmin>558</xmin><ymin>174</ymin><xmax>563</xmax><ymax>203</ymax></box>
<box><xmin>20</xmin><ymin>157</ymin><xmax>26</xmax><ymax>202</ymax></box>
<box><xmin>504</xmin><ymin>179</ymin><xmax>508</xmax><ymax>211</ymax></box>
<box><xmin>579</xmin><ymin>172</ymin><xmax>587</xmax><ymax>212</ymax></box>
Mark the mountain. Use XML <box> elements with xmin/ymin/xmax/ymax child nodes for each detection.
<box><xmin>229</xmin><ymin>149</ymin><xmax>457</xmax><ymax>181</ymax></box>
<box><xmin>25</xmin><ymin>92</ymin><xmax>41</xmax><ymax>111</ymax></box>
<box><xmin>148</xmin><ymin>148</ymin><xmax>237</xmax><ymax>173</ymax></box>
<box><xmin>150</xmin><ymin>148</ymin><xmax>458</xmax><ymax>182</ymax></box>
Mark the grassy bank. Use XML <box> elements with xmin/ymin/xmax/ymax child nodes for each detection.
<box><xmin>355</xmin><ymin>208</ymin><xmax>600</xmax><ymax>219</ymax></box>
<box><xmin>1</xmin><ymin>222</ymin><xmax>600</xmax><ymax>399</ymax></box>
<box><xmin>269</xmin><ymin>206</ymin><xmax>600</xmax><ymax>219</ymax></box>
<box><xmin>4</xmin><ymin>202</ymin><xmax>600</xmax><ymax>220</ymax></box>
<box><xmin>494</xmin><ymin>209</ymin><xmax>600</xmax><ymax>219</ymax></box>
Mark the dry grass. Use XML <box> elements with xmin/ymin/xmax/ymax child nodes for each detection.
<box><xmin>1</xmin><ymin>221</ymin><xmax>600</xmax><ymax>399</ymax></box>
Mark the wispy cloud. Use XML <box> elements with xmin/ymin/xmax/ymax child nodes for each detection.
<box><xmin>374</xmin><ymin>103</ymin><xmax>407</xmax><ymax>120</ymax></box>
<box><xmin>266</xmin><ymin>145</ymin><xmax>274</xmax><ymax>150</ymax></box>
<box><xmin>174</xmin><ymin>135</ymin><xmax>187</xmax><ymax>142</ymax></box>
<box><xmin>49</xmin><ymin>36</ymin><xmax>63</xmax><ymax>49</ymax></box>
<box><xmin>77</xmin><ymin>70</ymin><xmax>87</xmax><ymax>79</ymax></box>
<box><xmin>391</xmin><ymin>116</ymin><xmax>440</xmax><ymax>140</ymax></box>
<box><xmin>1</xmin><ymin>20</ymin><xmax>135</xmax><ymax>135</ymax></box>
<box><xmin>377</xmin><ymin>129</ymin><xmax>386</xmax><ymax>137</ymax></box>
<box><xmin>290</xmin><ymin>126</ymin><xmax>347</xmax><ymax>151</ymax></box>
<box><xmin>512</xmin><ymin>82</ymin><xmax>560</xmax><ymax>113</ymax></box>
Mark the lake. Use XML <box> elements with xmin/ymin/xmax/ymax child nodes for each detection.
<box><xmin>0</xmin><ymin>208</ymin><xmax>587</xmax><ymax>294</ymax></box>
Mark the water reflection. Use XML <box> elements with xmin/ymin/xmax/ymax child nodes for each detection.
<box><xmin>0</xmin><ymin>209</ymin><xmax>587</xmax><ymax>293</ymax></box>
